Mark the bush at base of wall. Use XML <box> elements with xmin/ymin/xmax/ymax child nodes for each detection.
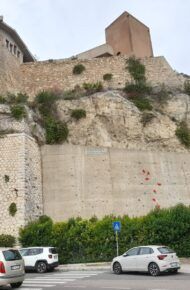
<box><xmin>0</xmin><ymin>234</ymin><xmax>16</xmax><ymax>247</ymax></box>
<box><xmin>19</xmin><ymin>204</ymin><xmax>190</xmax><ymax>264</ymax></box>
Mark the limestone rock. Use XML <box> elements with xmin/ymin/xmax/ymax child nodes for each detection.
<box><xmin>56</xmin><ymin>91</ymin><xmax>188</xmax><ymax>152</ymax></box>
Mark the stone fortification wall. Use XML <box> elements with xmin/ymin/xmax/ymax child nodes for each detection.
<box><xmin>0</xmin><ymin>134</ymin><xmax>43</xmax><ymax>236</ymax></box>
<box><xmin>41</xmin><ymin>144</ymin><xmax>190</xmax><ymax>222</ymax></box>
<box><xmin>20</xmin><ymin>56</ymin><xmax>182</xmax><ymax>97</ymax></box>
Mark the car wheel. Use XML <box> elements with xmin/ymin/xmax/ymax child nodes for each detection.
<box><xmin>172</xmin><ymin>269</ymin><xmax>178</xmax><ymax>274</ymax></box>
<box><xmin>113</xmin><ymin>262</ymin><xmax>122</xmax><ymax>274</ymax></box>
<box><xmin>10</xmin><ymin>282</ymin><xmax>23</xmax><ymax>288</ymax></box>
<box><xmin>36</xmin><ymin>261</ymin><xmax>47</xmax><ymax>273</ymax></box>
<box><xmin>148</xmin><ymin>262</ymin><xmax>160</xmax><ymax>276</ymax></box>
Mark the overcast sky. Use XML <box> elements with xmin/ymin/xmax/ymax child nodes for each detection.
<box><xmin>0</xmin><ymin>0</ymin><xmax>190</xmax><ymax>74</ymax></box>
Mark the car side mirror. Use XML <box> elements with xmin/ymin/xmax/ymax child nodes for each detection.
<box><xmin>123</xmin><ymin>253</ymin><xmax>128</xmax><ymax>257</ymax></box>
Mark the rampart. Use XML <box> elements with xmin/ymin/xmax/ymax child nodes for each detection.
<box><xmin>19</xmin><ymin>56</ymin><xmax>182</xmax><ymax>98</ymax></box>
<box><xmin>0</xmin><ymin>133</ymin><xmax>43</xmax><ymax>236</ymax></box>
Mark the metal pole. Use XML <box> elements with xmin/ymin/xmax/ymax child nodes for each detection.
<box><xmin>116</xmin><ymin>231</ymin><xmax>119</xmax><ymax>256</ymax></box>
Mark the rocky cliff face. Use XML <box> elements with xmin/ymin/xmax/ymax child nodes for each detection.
<box><xmin>56</xmin><ymin>90</ymin><xmax>190</xmax><ymax>152</ymax></box>
<box><xmin>1</xmin><ymin>90</ymin><xmax>190</xmax><ymax>152</ymax></box>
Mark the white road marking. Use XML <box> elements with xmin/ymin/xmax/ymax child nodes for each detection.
<box><xmin>32</xmin><ymin>278</ymin><xmax>75</xmax><ymax>281</ymax></box>
<box><xmin>23</xmin><ymin>284</ymin><xmax>54</xmax><ymax>287</ymax></box>
<box><xmin>21</xmin><ymin>288</ymin><xmax>42</xmax><ymax>290</ymax></box>
<box><xmin>64</xmin><ymin>287</ymin><xmax>86</xmax><ymax>288</ymax></box>
<box><xmin>102</xmin><ymin>287</ymin><xmax>131</xmax><ymax>290</ymax></box>
<box><xmin>24</xmin><ymin>280</ymin><xmax>67</xmax><ymax>284</ymax></box>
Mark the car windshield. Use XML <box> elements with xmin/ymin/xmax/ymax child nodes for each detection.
<box><xmin>158</xmin><ymin>246</ymin><xmax>175</xmax><ymax>254</ymax></box>
<box><xmin>3</xmin><ymin>250</ymin><xmax>22</xmax><ymax>261</ymax></box>
<box><xmin>49</xmin><ymin>248</ymin><xmax>57</xmax><ymax>254</ymax></box>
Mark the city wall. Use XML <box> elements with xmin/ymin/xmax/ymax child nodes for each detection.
<box><xmin>41</xmin><ymin>144</ymin><xmax>190</xmax><ymax>221</ymax></box>
<box><xmin>19</xmin><ymin>56</ymin><xmax>182</xmax><ymax>98</ymax></box>
<box><xmin>0</xmin><ymin>133</ymin><xmax>43</xmax><ymax>236</ymax></box>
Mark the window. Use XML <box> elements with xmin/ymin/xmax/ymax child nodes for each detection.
<box><xmin>139</xmin><ymin>247</ymin><xmax>154</xmax><ymax>255</ymax></box>
<box><xmin>126</xmin><ymin>247</ymin><xmax>139</xmax><ymax>256</ymax></box>
<box><xmin>3</xmin><ymin>250</ymin><xmax>22</xmax><ymax>261</ymax></box>
<box><xmin>10</xmin><ymin>43</ymin><xmax>13</xmax><ymax>53</ymax></box>
<box><xmin>158</xmin><ymin>247</ymin><xmax>174</xmax><ymax>254</ymax></box>
<box><xmin>14</xmin><ymin>45</ymin><xmax>17</xmax><ymax>55</ymax></box>
<box><xmin>28</xmin><ymin>248</ymin><xmax>43</xmax><ymax>256</ymax></box>
<box><xmin>49</xmin><ymin>248</ymin><xmax>57</xmax><ymax>254</ymax></box>
<box><xmin>6</xmin><ymin>39</ymin><xmax>9</xmax><ymax>48</ymax></box>
<box><xmin>17</xmin><ymin>50</ymin><xmax>20</xmax><ymax>58</ymax></box>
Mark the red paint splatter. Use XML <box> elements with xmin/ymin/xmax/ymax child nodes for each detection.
<box><xmin>157</xmin><ymin>183</ymin><xmax>162</xmax><ymax>186</ymax></box>
<box><xmin>145</xmin><ymin>177</ymin><xmax>150</xmax><ymax>181</ymax></box>
<box><xmin>147</xmin><ymin>171</ymin><xmax>150</xmax><ymax>175</ymax></box>
<box><xmin>142</xmin><ymin>169</ymin><xmax>146</xmax><ymax>174</ymax></box>
<box><xmin>152</xmin><ymin>198</ymin><xmax>156</xmax><ymax>202</ymax></box>
<box><xmin>153</xmin><ymin>189</ymin><xmax>157</xmax><ymax>193</ymax></box>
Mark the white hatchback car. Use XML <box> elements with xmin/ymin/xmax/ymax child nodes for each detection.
<box><xmin>19</xmin><ymin>247</ymin><xmax>59</xmax><ymax>273</ymax></box>
<box><xmin>0</xmin><ymin>248</ymin><xmax>25</xmax><ymax>288</ymax></box>
<box><xmin>111</xmin><ymin>245</ymin><xmax>180</xmax><ymax>276</ymax></box>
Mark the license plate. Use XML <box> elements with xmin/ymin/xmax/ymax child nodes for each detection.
<box><xmin>11</xmin><ymin>265</ymin><xmax>20</xmax><ymax>270</ymax></box>
<box><xmin>171</xmin><ymin>262</ymin><xmax>178</xmax><ymax>267</ymax></box>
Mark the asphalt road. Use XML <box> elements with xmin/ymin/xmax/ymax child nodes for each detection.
<box><xmin>1</xmin><ymin>270</ymin><xmax>190</xmax><ymax>290</ymax></box>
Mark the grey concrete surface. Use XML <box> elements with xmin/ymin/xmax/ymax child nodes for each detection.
<box><xmin>1</xmin><ymin>270</ymin><xmax>189</xmax><ymax>290</ymax></box>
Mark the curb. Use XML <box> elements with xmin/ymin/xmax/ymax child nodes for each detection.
<box><xmin>57</xmin><ymin>262</ymin><xmax>190</xmax><ymax>274</ymax></box>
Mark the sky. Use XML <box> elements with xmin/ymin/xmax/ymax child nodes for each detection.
<box><xmin>0</xmin><ymin>0</ymin><xmax>190</xmax><ymax>74</ymax></box>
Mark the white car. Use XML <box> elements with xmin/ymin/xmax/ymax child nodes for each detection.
<box><xmin>19</xmin><ymin>247</ymin><xmax>59</xmax><ymax>273</ymax></box>
<box><xmin>111</xmin><ymin>245</ymin><xmax>180</xmax><ymax>276</ymax></box>
<box><xmin>0</xmin><ymin>248</ymin><xmax>25</xmax><ymax>288</ymax></box>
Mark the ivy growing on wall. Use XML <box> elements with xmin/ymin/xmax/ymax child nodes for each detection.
<box><xmin>9</xmin><ymin>203</ymin><xmax>17</xmax><ymax>217</ymax></box>
<box><xmin>4</xmin><ymin>175</ymin><xmax>10</xmax><ymax>183</ymax></box>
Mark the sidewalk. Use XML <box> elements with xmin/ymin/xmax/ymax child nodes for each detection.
<box><xmin>58</xmin><ymin>259</ymin><xmax>190</xmax><ymax>273</ymax></box>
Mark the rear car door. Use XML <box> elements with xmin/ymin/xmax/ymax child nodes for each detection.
<box><xmin>122</xmin><ymin>247</ymin><xmax>140</xmax><ymax>271</ymax></box>
<box><xmin>3</xmin><ymin>249</ymin><xmax>24</xmax><ymax>277</ymax></box>
<box><xmin>136</xmin><ymin>247</ymin><xmax>154</xmax><ymax>271</ymax></box>
<box><xmin>48</xmin><ymin>248</ymin><xmax>58</xmax><ymax>264</ymax></box>
<box><xmin>157</xmin><ymin>246</ymin><xmax>179</xmax><ymax>268</ymax></box>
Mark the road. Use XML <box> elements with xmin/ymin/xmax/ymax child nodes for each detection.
<box><xmin>2</xmin><ymin>270</ymin><xmax>190</xmax><ymax>290</ymax></box>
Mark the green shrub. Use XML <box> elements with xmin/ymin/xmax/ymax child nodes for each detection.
<box><xmin>141</xmin><ymin>112</ymin><xmax>155</xmax><ymax>126</ymax></box>
<box><xmin>36</xmin><ymin>91</ymin><xmax>58</xmax><ymax>105</ymax></box>
<box><xmin>45</xmin><ymin>117</ymin><xmax>69</xmax><ymax>144</ymax></box>
<box><xmin>19</xmin><ymin>216</ymin><xmax>53</xmax><ymax>247</ymax></box>
<box><xmin>155</xmin><ymin>85</ymin><xmax>170</xmax><ymax>103</ymax></box>
<box><xmin>71</xmin><ymin>109</ymin><xmax>86</xmax><ymax>120</ymax></box>
<box><xmin>124</xmin><ymin>82</ymin><xmax>152</xmax><ymax>97</ymax></box>
<box><xmin>73</xmin><ymin>64</ymin><xmax>86</xmax><ymax>75</ymax></box>
<box><xmin>19</xmin><ymin>204</ymin><xmax>190</xmax><ymax>263</ymax></box>
<box><xmin>9</xmin><ymin>202</ymin><xmax>17</xmax><ymax>216</ymax></box>
<box><xmin>132</xmin><ymin>97</ymin><xmax>153</xmax><ymax>111</ymax></box>
<box><xmin>176</xmin><ymin>121</ymin><xmax>190</xmax><ymax>148</ymax></box>
<box><xmin>103</xmin><ymin>73</ymin><xmax>113</xmax><ymax>81</ymax></box>
<box><xmin>126</xmin><ymin>57</ymin><xmax>146</xmax><ymax>83</ymax></box>
<box><xmin>83</xmin><ymin>82</ymin><xmax>103</xmax><ymax>95</ymax></box>
<box><xmin>184</xmin><ymin>80</ymin><xmax>190</xmax><ymax>96</ymax></box>
<box><xmin>11</xmin><ymin>105</ymin><xmax>26</xmax><ymax>120</ymax></box>
<box><xmin>0</xmin><ymin>234</ymin><xmax>16</xmax><ymax>247</ymax></box>
<box><xmin>6</xmin><ymin>93</ymin><xmax>29</xmax><ymax>104</ymax></box>
<box><xmin>63</xmin><ymin>86</ymin><xmax>85</xmax><ymax>100</ymax></box>
<box><xmin>15</xmin><ymin>93</ymin><xmax>29</xmax><ymax>103</ymax></box>
<box><xmin>0</xmin><ymin>96</ymin><xmax>6</xmax><ymax>103</ymax></box>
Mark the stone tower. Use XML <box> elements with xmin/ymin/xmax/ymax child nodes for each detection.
<box><xmin>105</xmin><ymin>12</ymin><xmax>153</xmax><ymax>58</ymax></box>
